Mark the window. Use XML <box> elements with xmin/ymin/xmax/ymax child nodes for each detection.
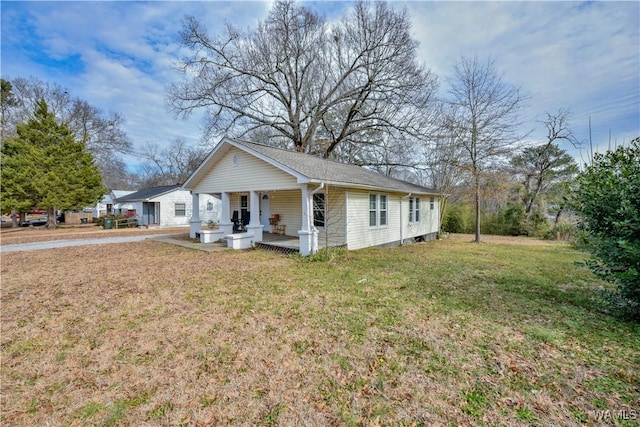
<box><xmin>206</xmin><ymin>201</ymin><xmax>213</xmax><ymax>211</ymax></box>
<box><xmin>241</xmin><ymin>195</ymin><xmax>248</xmax><ymax>209</ymax></box>
<box><xmin>430</xmin><ymin>197</ymin><xmax>435</xmax><ymax>210</ymax></box>
<box><xmin>313</xmin><ymin>193</ymin><xmax>325</xmax><ymax>227</ymax></box>
<box><xmin>409</xmin><ymin>197</ymin><xmax>421</xmax><ymax>223</ymax></box>
<box><xmin>175</xmin><ymin>203</ymin><xmax>186</xmax><ymax>216</ymax></box>
<box><xmin>369</xmin><ymin>194</ymin><xmax>388</xmax><ymax>227</ymax></box>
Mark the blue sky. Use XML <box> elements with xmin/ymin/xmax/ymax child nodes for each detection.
<box><xmin>2</xmin><ymin>1</ymin><xmax>639</xmax><ymax>169</ymax></box>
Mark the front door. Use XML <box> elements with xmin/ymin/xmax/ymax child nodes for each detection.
<box><xmin>142</xmin><ymin>202</ymin><xmax>157</xmax><ymax>225</ymax></box>
<box><xmin>260</xmin><ymin>194</ymin><xmax>271</xmax><ymax>232</ymax></box>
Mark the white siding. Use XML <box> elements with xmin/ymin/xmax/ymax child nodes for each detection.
<box><xmin>198</xmin><ymin>194</ymin><xmax>221</xmax><ymax>225</ymax></box>
<box><xmin>346</xmin><ymin>190</ymin><xmax>440</xmax><ymax>250</ymax></box>
<box><xmin>268</xmin><ymin>190</ymin><xmax>302</xmax><ymax>237</ymax></box>
<box><xmin>192</xmin><ymin>147</ymin><xmax>299</xmax><ymax>194</ymax></box>
<box><xmin>152</xmin><ymin>190</ymin><xmax>193</xmax><ymax>227</ymax></box>
<box><xmin>316</xmin><ymin>187</ymin><xmax>347</xmax><ymax>247</ymax></box>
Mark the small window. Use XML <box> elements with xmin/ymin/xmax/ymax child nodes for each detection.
<box><xmin>313</xmin><ymin>193</ymin><xmax>325</xmax><ymax>227</ymax></box>
<box><xmin>241</xmin><ymin>195</ymin><xmax>248</xmax><ymax>209</ymax></box>
<box><xmin>379</xmin><ymin>195</ymin><xmax>387</xmax><ymax>226</ymax></box>
<box><xmin>430</xmin><ymin>197</ymin><xmax>435</xmax><ymax>210</ymax></box>
<box><xmin>369</xmin><ymin>194</ymin><xmax>377</xmax><ymax>227</ymax></box>
<box><xmin>409</xmin><ymin>197</ymin><xmax>421</xmax><ymax>223</ymax></box>
<box><xmin>206</xmin><ymin>201</ymin><xmax>213</xmax><ymax>211</ymax></box>
<box><xmin>175</xmin><ymin>203</ymin><xmax>186</xmax><ymax>216</ymax></box>
<box><xmin>369</xmin><ymin>194</ymin><xmax>388</xmax><ymax>227</ymax></box>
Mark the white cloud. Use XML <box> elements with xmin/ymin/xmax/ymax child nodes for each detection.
<box><xmin>2</xmin><ymin>0</ymin><xmax>638</xmax><ymax>170</ymax></box>
<box><xmin>409</xmin><ymin>1</ymin><xmax>639</xmax><ymax>151</ymax></box>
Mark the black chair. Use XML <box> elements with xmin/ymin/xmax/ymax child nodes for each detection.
<box><xmin>232</xmin><ymin>210</ymin><xmax>243</xmax><ymax>233</ymax></box>
<box><xmin>241</xmin><ymin>210</ymin><xmax>250</xmax><ymax>229</ymax></box>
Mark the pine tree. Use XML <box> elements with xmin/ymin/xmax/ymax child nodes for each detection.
<box><xmin>1</xmin><ymin>99</ymin><xmax>105</xmax><ymax>228</ymax></box>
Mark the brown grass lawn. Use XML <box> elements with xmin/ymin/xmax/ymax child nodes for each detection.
<box><xmin>1</xmin><ymin>234</ymin><xmax>638</xmax><ymax>426</ymax></box>
<box><xmin>0</xmin><ymin>225</ymin><xmax>187</xmax><ymax>245</ymax></box>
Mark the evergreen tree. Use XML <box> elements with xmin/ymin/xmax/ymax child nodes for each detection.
<box><xmin>1</xmin><ymin>99</ymin><xmax>105</xmax><ymax>228</ymax></box>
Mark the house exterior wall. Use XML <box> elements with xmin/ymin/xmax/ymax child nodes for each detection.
<box><xmin>152</xmin><ymin>190</ymin><xmax>193</xmax><ymax>227</ymax></box>
<box><xmin>197</xmin><ymin>195</ymin><xmax>221</xmax><ymax>225</ymax></box>
<box><xmin>267</xmin><ymin>190</ymin><xmax>302</xmax><ymax>237</ymax></box>
<box><xmin>345</xmin><ymin>190</ymin><xmax>440</xmax><ymax>250</ymax></box>
<box><xmin>192</xmin><ymin>147</ymin><xmax>299</xmax><ymax>194</ymax></box>
<box><xmin>316</xmin><ymin>187</ymin><xmax>348</xmax><ymax>247</ymax></box>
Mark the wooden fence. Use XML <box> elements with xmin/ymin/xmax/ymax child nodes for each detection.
<box><xmin>63</xmin><ymin>212</ymin><xmax>94</xmax><ymax>225</ymax></box>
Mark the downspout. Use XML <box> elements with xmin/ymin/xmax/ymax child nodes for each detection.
<box><xmin>401</xmin><ymin>193</ymin><xmax>412</xmax><ymax>245</ymax></box>
<box><xmin>309</xmin><ymin>183</ymin><xmax>325</xmax><ymax>253</ymax></box>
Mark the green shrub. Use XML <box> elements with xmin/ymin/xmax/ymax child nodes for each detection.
<box><xmin>572</xmin><ymin>138</ymin><xmax>640</xmax><ymax>320</ymax></box>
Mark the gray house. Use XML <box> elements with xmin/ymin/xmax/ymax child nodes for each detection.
<box><xmin>183</xmin><ymin>137</ymin><xmax>442</xmax><ymax>255</ymax></box>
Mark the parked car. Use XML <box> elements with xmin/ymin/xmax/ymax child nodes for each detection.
<box><xmin>21</xmin><ymin>218</ymin><xmax>48</xmax><ymax>227</ymax></box>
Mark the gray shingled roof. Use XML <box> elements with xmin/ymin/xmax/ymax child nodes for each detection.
<box><xmin>233</xmin><ymin>139</ymin><xmax>439</xmax><ymax>195</ymax></box>
<box><xmin>115</xmin><ymin>185</ymin><xmax>182</xmax><ymax>202</ymax></box>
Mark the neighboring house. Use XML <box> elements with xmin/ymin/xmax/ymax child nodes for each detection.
<box><xmin>182</xmin><ymin>137</ymin><xmax>442</xmax><ymax>255</ymax></box>
<box><xmin>92</xmin><ymin>190</ymin><xmax>135</xmax><ymax>218</ymax></box>
<box><xmin>113</xmin><ymin>185</ymin><xmax>220</xmax><ymax>228</ymax></box>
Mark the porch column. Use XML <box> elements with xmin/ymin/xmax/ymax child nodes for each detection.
<box><xmin>298</xmin><ymin>185</ymin><xmax>318</xmax><ymax>256</ymax></box>
<box><xmin>189</xmin><ymin>193</ymin><xmax>201</xmax><ymax>238</ymax></box>
<box><xmin>246</xmin><ymin>190</ymin><xmax>263</xmax><ymax>242</ymax></box>
<box><xmin>219</xmin><ymin>192</ymin><xmax>233</xmax><ymax>235</ymax></box>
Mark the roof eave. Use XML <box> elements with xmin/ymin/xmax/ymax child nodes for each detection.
<box><xmin>307</xmin><ymin>179</ymin><xmax>440</xmax><ymax>195</ymax></box>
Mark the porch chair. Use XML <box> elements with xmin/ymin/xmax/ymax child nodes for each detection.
<box><xmin>232</xmin><ymin>210</ymin><xmax>244</xmax><ymax>233</ymax></box>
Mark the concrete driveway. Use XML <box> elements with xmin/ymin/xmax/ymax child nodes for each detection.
<box><xmin>0</xmin><ymin>233</ymin><xmax>182</xmax><ymax>253</ymax></box>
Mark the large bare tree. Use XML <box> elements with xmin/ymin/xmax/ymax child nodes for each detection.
<box><xmin>168</xmin><ymin>0</ymin><xmax>437</xmax><ymax>160</ymax></box>
<box><xmin>444</xmin><ymin>56</ymin><xmax>525</xmax><ymax>243</ymax></box>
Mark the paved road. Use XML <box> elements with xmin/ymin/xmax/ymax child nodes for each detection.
<box><xmin>0</xmin><ymin>233</ymin><xmax>181</xmax><ymax>253</ymax></box>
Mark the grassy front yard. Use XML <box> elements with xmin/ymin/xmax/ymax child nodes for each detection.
<box><xmin>1</xmin><ymin>235</ymin><xmax>638</xmax><ymax>426</ymax></box>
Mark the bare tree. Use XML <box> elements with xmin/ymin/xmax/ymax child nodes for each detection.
<box><xmin>168</xmin><ymin>0</ymin><xmax>437</xmax><ymax>161</ymax></box>
<box><xmin>420</xmin><ymin>115</ymin><xmax>469</xmax><ymax>229</ymax></box>
<box><xmin>444</xmin><ymin>56</ymin><xmax>525</xmax><ymax>243</ymax></box>
<box><xmin>136</xmin><ymin>138</ymin><xmax>209</xmax><ymax>187</ymax></box>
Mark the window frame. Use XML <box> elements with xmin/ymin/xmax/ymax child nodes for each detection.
<box><xmin>174</xmin><ymin>203</ymin><xmax>186</xmax><ymax>217</ymax></box>
<box><xmin>369</xmin><ymin>193</ymin><xmax>388</xmax><ymax>228</ymax></box>
<box><xmin>409</xmin><ymin>197</ymin><xmax>421</xmax><ymax>223</ymax></box>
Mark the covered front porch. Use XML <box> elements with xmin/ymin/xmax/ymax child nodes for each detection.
<box><xmin>189</xmin><ymin>187</ymin><xmax>326</xmax><ymax>256</ymax></box>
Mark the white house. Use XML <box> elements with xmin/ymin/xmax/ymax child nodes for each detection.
<box><xmin>113</xmin><ymin>185</ymin><xmax>220</xmax><ymax>228</ymax></box>
<box><xmin>182</xmin><ymin>137</ymin><xmax>442</xmax><ymax>255</ymax></box>
<box><xmin>92</xmin><ymin>190</ymin><xmax>134</xmax><ymax>218</ymax></box>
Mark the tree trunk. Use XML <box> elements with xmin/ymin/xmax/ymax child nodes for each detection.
<box><xmin>47</xmin><ymin>207</ymin><xmax>57</xmax><ymax>229</ymax></box>
<box><xmin>11</xmin><ymin>210</ymin><xmax>19</xmax><ymax>228</ymax></box>
<box><xmin>474</xmin><ymin>169</ymin><xmax>481</xmax><ymax>243</ymax></box>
